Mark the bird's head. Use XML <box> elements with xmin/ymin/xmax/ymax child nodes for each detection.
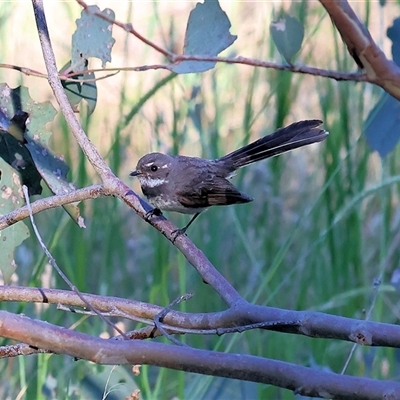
<box><xmin>130</xmin><ymin>153</ymin><xmax>174</xmax><ymax>188</ymax></box>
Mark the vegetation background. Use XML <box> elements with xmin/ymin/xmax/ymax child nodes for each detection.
<box><xmin>1</xmin><ymin>1</ymin><xmax>400</xmax><ymax>399</ymax></box>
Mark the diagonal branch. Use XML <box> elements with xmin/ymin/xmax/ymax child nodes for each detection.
<box><xmin>30</xmin><ymin>0</ymin><xmax>243</xmax><ymax>307</ymax></box>
<box><xmin>320</xmin><ymin>0</ymin><xmax>400</xmax><ymax>99</ymax></box>
<box><xmin>32</xmin><ymin>1</ymin><xmax>114</xmax><ymax>185</ymax></box>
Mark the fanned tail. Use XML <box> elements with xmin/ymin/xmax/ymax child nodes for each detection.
<box><xmin>218</xmin><ymin>120</ymin><xmax>328</xmax><ymax>169</ymax></box>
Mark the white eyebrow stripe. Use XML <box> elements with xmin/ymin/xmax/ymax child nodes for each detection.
<box><xmin>144</xmin><ymin>162</ymin><xmax>154</xmax><ymax>167</ymax></box>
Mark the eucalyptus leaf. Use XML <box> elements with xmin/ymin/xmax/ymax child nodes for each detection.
<box><xmin>270</xmin><ymin>12</ymin><xmax>304</xmax><ymax>64</ymax></box>
<box><xmin>171</xmin><ymin>0</ymin><xmax>237</xmax><ymax>74</ymax></box>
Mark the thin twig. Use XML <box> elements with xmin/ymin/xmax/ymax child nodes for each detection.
<box><xmin>341</xmin><ymin>226</ymin><xmax>400</xmax><ymax>374</ymax></box>
<box><xmin>0</xmin><ymin>343</ymin><xmax>51</xmax><ymax>358</ymax></box>
<box><xmin>0</xmin><ymin>63</ymin><xmax>48</xmax><ymax>78</ymax></box>
<box><xmin>73</xmin><ymin>0</ymin><xmax>372</xmax><ymax>84</ymax></box>
<box><xmin>61</xmin><ymin>70</ymin><xmax>120</xmax><ymax>83</ymax></box>
<box><xmin>75</xmin><ymin>0</ymin><xmax>173</xmax><ymax>58</ymax></box>
<box><xmin>153</xmin><ymin>294</ymin><xmax>193</xmax><ymax>346</ymax></box>
<box><xmin>215</xmin><ymin>320</ymin><xmax>301</xmax><ymax>336</ymax></box>
<box><xmin>22</xmin><ymin>185</ymin><xmax>127</xmax><ymax>338</ymax></box>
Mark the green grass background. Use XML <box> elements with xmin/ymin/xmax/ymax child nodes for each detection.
<box><xmin>1</xmin><ymin>1</ymin><xmax>400</xmax><ymax>399</ymax></box>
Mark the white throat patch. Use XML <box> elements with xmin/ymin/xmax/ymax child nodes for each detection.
<box><xmin>139</xmin><ymin>177</ymin><xmax>168</xmax><ymax>187</ymax></box>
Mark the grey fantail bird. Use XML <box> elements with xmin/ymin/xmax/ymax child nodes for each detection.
<box><xmin>130</xmin><ymin>119</ymin><xmax>328</xmax><ymax>236</ymax></box>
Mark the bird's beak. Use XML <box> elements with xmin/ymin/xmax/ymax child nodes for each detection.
<box><xmin>130</xmin><ymin>170</ymin><xmax>140</xmax><ymax>177</ymax></box>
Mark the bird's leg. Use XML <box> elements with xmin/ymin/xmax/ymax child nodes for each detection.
<box><xmin>172</xmin><ymin>212</ymin><xmax>201</xmax><ymax>241</ymax></box>
<box><xmin>125</xmin><ymin>190</ymin><xmax>163</xmax><ymax>221</ymax></box>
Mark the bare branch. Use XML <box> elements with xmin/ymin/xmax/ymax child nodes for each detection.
<box><xmin>0</xmin><ymin>342</ymin><xmax>51</xmax><ymax>358</ymax></box>
<box><xmin>320</xmin><ymin>0</ymin><xmax>400</xmax><ymax>99</ymax></box>
<box><xmin>2</xmin><ymin>286</ymin><xmax>400</xmax><ymax>349</ymax></box>
<box><xmin>0</xmin><ymin>184</ymin><xmax>105</xmax><ymax>230</ymax></box>
<box><xmin>0</xmin><ymin>310</ymin><xmax>398</xmax><ymax>399</ymax></box>
<box><xmin>0</xmin><ymin>63</ymin><xmax>48</xmax><ymax>78</ymax></box>
<box><xmin>152</xmin><ymin>294</ymin><xmax>193</xmax><ymax>346</ymax></box>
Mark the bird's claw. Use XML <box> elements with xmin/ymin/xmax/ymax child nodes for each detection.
<box><xmin>171</xmin><ymin>227</ymin><xmax>187</xmax><ymax>243</ymax></box>
<box><xmin>145</xmin><ymin>208</ymin><xmax>163</xmax><ymax>221</ymax></box>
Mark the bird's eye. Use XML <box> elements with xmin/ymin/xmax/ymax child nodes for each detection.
<box><xmin>151</xmin><ymin>165</ymin><xmax>158</xmax><ymax>172</ymax></box>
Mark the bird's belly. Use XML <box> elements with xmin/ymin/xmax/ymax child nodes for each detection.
<box><xmin>146</xmin><ymin>194</ymin><xmax>206</xmax><ymax>214</ymax></box>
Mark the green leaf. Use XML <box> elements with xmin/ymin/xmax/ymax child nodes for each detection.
<box><xmin>270</xmin><ymin>12</ymin><xmax>304</xmax><ymax>64</ymax></box>
<box><xmin>0</xmin><ymin>84</ymin><xmax>84</xmax><ymax>227</ymax></box>
<box><xmin>0</xmin><ymin>108</ymin><xmax>10</xmax><ymax>132</ymax></box>
<box><xmin>364</xmin><ymin>92</ymin><xmax>400</xmax><ymax>157</ymax></box>
<box><xmin>60</xmin><ymin>61</ymin><xmax>97</xmax><ymax>115</ymax></box>
<box><xmin>387</xmin><ymin>17</ymin><xmax>400</xmax><ymax>66</ymax></box>
<box><xmin>0</xmin><ymin>84</ymin><xmax>47</xmax><ymax>195</ymax></box>
<box><xmin>71</xmin><ymin>5</ymin><xmax>115</xmax><ymax>71</ymax></box>
<box><xmin>0</xmin><ymin>158</ymin><xmax>30</xmax><ymax>282</ymax></box>
<box><xmin>0</xmin><ymin>131</ymin><xmax>43</xmax><ymax>196</ymax></box>
<box><xmin>0</xmin><ymin>108</ymin><xmax>27</xmax><ymax>142</ymax></box>
<box><xmin>363</xmin><ymin>18</ymin><xmax>400</xmax><ymax>157</ymax></box>
<box><xmin>171</xmin><ymin>0</ymin><xmax>237</xmax><ymax>74</ymax></box>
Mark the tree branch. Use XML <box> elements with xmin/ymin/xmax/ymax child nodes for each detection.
<box><xmin>320</xmin><ymin>0</ymin><xmax>400</xmax><ymax>99</ymax></box>
<box><xmin>0</xmin><ymin>184</ymin><xmax>105</xmax><ymax>230</ymax></box>
<box><xmin>0</xmin><ymin>310</ymin><xmax>398</xmax><ymax>400</ymax></box>
<box><xmin>2</xmin><ymin>286</ymin><xmax>400</xmax><ymax>348</ymax></box>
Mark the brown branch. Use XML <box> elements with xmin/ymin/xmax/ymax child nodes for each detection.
<box><xmin>74</xmin><ymin>0</ymin><xmax>372</xmax><ymax>83</ymax></box>
<box><xmin>75</xmin><ymin>0</ymin><xmax>173</xmax><ymax>59</ymax></box>
<box><xmin>0</xmin><ymin>63</ymin><xmax>47</xmax><ymax>78</ymax></box>
<box><xmin>0</xmin><ymin>59</ymin><xmax>370</xmax><ymax>83</ymax></box>
<box><xmin>0</xmin><ymin>184</ymin><xmax>105</xmax><ymax>230</ymax></box>
<box><xmin>169</xmin><ymin>55</ymin><xmax>368</xmax><ymax>82</ymax></box>
<box><xmin>0</xmin><ymin>310</ymin><xmax>398</xmax><ymax>399</ymax></box>
<box><xmin>320</xmin><ymin>0</ymin><xmax>400</xmax><ymax>99</ymax></box>
<box><xmin>54</xmin><ymin>62</ymin><xmax>369</xmax><ymax>81</ymax></box>
<box><xmin>2</xmin><ymin>286</ymin><xmax>400</xmax><ymax>349</ymax></box>
<box><xmin>6</xmin><ymin>1</ymin><xmax>391</xmax><ymax>90</ymax></box>
<box><xmin>0</xmin><ymin>342</ymin><xmax>50</xmax><ymax>358</ymax></box>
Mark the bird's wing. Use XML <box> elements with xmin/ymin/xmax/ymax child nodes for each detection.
<box><xmin>176</xmin><ymin>176</ymin><xmax>253</xmax><ymax>208</ymax></box>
